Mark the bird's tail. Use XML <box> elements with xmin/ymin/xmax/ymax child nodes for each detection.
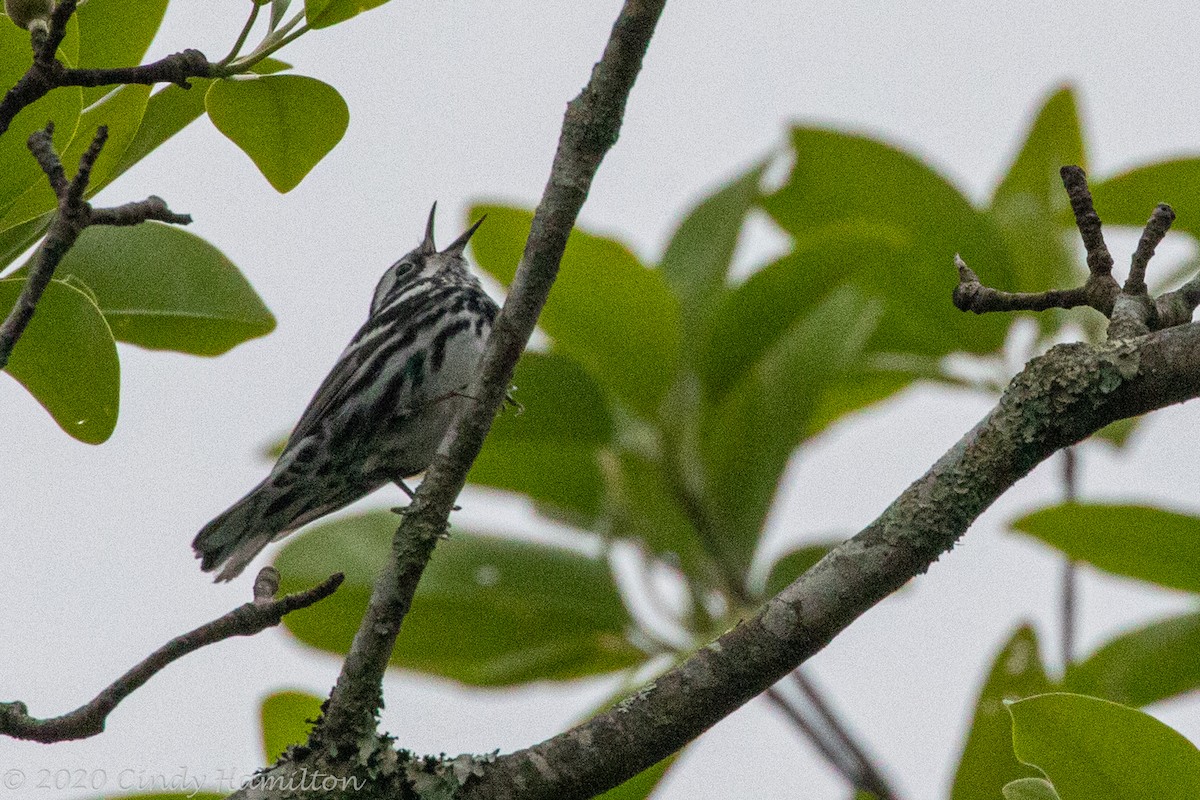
<box><xmin>192</xmin><ymin>478</ymin><xmax>293</xmax><ymax>583</ymax></box>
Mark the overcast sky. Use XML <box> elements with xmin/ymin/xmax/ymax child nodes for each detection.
<box><xmin>6</xmin><ymin>2</ymin><xmax>1200</xmax><ymax>798</ymax></box>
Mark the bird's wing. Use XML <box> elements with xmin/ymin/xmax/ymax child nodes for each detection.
<box><xmin>284</xmin><ymin>319</ymin><xmax>375</xmax><ymax>446</ymax></box>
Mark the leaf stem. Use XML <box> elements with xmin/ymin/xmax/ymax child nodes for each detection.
<box><xmin>219</xmin><ymin>19</ymin><xmax>310</xmax><ymax>76</ymax></box>
<box><xmin>216</xmin><ymin>1</ymin><xmax>262</xmax><ymax>68</ymax></box>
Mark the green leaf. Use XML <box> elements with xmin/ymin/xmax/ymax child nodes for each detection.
<box><xmin>276</xmin><ymin>514</ymin><xmax>646</xmax><ymax>686</ymax></box>
<box><xmin>469</xmin><ymin>351</ymin><xmax>611</xmax><ymax>522</ymax></box>
<box><xmin>40</xmin><ymin>222</ymin><xmax>275</xmax><ymax>355</ymax></box>
<box><xmin>206</xmin><ymin>74</ymin><xmax>348</xmax><ymax>193</ymax></box>
<box><xmin>761</xmin><ymin>127</ymin><xmax>1017</xmax><ymax>357</ymax></box>
<box><xmin>75</xmin><ymin>0</ymin><xmax>168</xmax><ymax>107</ymax></box>
<box><xmin>659</xmin><ymin>162</ymin><xmax>764</xmax><ymax>341</ymax></box>
<box><xmin>305</xmin><ymin>0</ymin><xmax>391</xmax><ymax>28</ymax></box>
<box><xmin>950</xmin><ymin>625</ymin><xmax>1053</xmax><ymax>800</ymax></box>
<box><xmin>0</xmin><ymin>21</ymin><xmax>81</xmax><ymax>215</ymax></box>
<box><xmin>803</xmin><ymin>366</ymin><xmax>916</xmax><ymax>439</ymax></box>
<box><xmin>471</xmin><ymin>205</ymin><xmax>682</xmax><ymax>417</ymax></box>
<box><xmin>1091</xmin><ymin>415</ymin><xmax>1140</xmax><ymax>449</ymax></box>
<box><xmin>1002</xmin><ymin>778</ymin><xmax>1062</xmax><ymax>800</ymax></box>
<box><xmin>101</xmin><ymin>794</ymin><xmax>225</xmax><ymax>800</ymax></box>
<box><xmin>1090</xmin><ymin>160</ymin><xmax>1200</xmax><ymax>242</ymax></box>
<box><xmin>1011</xmin><ymin>504</ymin><xmax>1200</xmax><ymax>593</ymax></box>
<box><xmin>761</xmin><ymin>541</ymin><xmax>837</xmax><ymax>598</ymax></box>
<box><xmin>0</xmin><ymin>277</ymin><xmax>119</xmax><ymax>443</ymax></box>
<box><xmin>698</xmin><ymin>286</ymin><xmax>881</xmax><ymax>570</ymax></box>
<box><xmin>989</xmin><ymin>85</ymin><xmax>1085</xmax><ymax>296</ymax></box>
<box><xmin>607</xmin><ymin>450</ymin><xmax>710</xmax><ymax>582</ymax></box>
<box><xmin>260</xmin><ymin>690</ymin><xmax>323</xmax><ymax>763</ymax></box>
<box><xmin>1066</xmin><ymin>611</ymin><xmax>1200</xmax><ymax>707</ymax></box>
<box><xmin>0</xmin><ymin>83</ymin><xmax>150</xmax><ymax>231</ymax></box>
<box><xmin>112</xmin><ymin>58</ymin><xmax>291</xmax><ymax>183</ymax></box>
<box><xmin>0</xmin><ymin>211</ymin><xmax>52</xmax><ymax>272</ymax></box>
<box><xmin>594</xmin><ymin>753</ymin><xmax>677</xmax><ymax>800</ymax></box>
<box><xmin>698</xmin><ymin>224</ymin><xmax>905</xmax><ymax>401</ymax></box>
<box><xmin>1009</xmin><ymin>693</ymin><xmax>1200</xmax><ymax>800</ymax></box>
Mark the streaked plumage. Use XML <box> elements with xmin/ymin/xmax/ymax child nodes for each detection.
<box><xmin>193</xmin><ymin>205</ymin><xmax>498</xmax><ymax>581</ymax></box>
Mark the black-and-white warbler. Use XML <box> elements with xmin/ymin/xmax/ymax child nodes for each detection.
<box><xmin>193</xmin><ymin>205</ymin><xmax>497</xmax><ymax>581</ymax></box>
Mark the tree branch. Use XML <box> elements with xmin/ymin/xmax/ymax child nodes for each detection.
<box><xmin>312</xmin><ymin>0</ymin><xmax>668</xmax><ymax>750</ymax></box>
<box><xmin>0</xmin><ymin>124</ymin><xmax>192</xmax><ymax>371</ymax></box>
<box><xmin>0</xmin><ymin>0</ymin><xmax>211</xmax><ymax>138</ymax></box>
<box><xmin>0</xmin><ymin>570</ymin><xmax>343</xmax><ymax>743</ymax></box>
<box><xmin>458</xmin><ymin>321</ymin><xmax>1200</xmax><ymax>799</ymax></box>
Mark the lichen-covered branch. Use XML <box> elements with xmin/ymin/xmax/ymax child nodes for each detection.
<box><xmin>0</xmin><ymin>124</ymin><xmax>192</xmax><ymax>371</ymax></box>
<box><xmin>0</xmin><ymin>570</ymin><xmax>342</xmax><ymax>743</ymax></box>
<box><xmin>459</xmin><ymin>323</ymin><xmax>1200</xmax><ymax>800</ymax></box>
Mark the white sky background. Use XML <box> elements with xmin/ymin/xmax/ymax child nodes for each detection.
<box><xmin>5</xmin><ymin>1</ymin><xmax>1200</xmax><ymax>798</ymax></box>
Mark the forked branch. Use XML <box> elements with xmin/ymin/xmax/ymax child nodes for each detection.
<box><xmin>953</xmin><ymin>165</ymin><xmax>1197</xmax><ymax>340</ymax></box>
<box><xmin>0</xmin><ymin>124</ymin><xmax>192</xmax><ymax>371</ymax></box>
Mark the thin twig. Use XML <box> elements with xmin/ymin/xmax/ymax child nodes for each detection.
<box><xmin>1059</xmin><ymin>448</ymin><xmax>1078</xmax><ymax>670</ymax></box>
<box><xmin>0</xmin><ymin>125</ymin><xmax>191</xmax><ymax>370</ymax></box>
<box><xmin>314</xmin><ymin>0</ymin><xmax>669</xmax><ymax>751</ymax></box>
<box><xmin>0</xmin><ymin>571</ymin><xmax>343</xmax><ymax>742</ymax></box>
<box><xmin>792</xmin><ymin>671</ymin><xmax>898</xmax><ymax>800</ymax></box>
<box><xmin>1060</xmin><ymin>165</ymin><xmax>1114</xmax><ymax>280</ymax></box>
<box><xmin>1126</xmin><ymin>204</ymin><xmax>1175</xmax><ymax>296</ymax></box>
<box><xmin>765</xmin><ymin>687</ymin><xmax>862</xmax><ymax>786</ymax></box>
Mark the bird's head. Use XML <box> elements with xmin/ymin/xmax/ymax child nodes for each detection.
<box><xmin>370</xmin><ymin>203</ymin><xmax>486</xmax><ymax>315</ymax></box>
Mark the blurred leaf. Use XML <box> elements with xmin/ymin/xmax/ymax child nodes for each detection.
<box><xmin>700</xmin><ymin>224</ymin><xmax>905</xmax><ymax>401</ymax></box>
<box><xmin>1090</xmin><ymin>160</ymin><xmax>1200</xmax><ymax>242</ymax></box>
<box><xmin>75</xmin><ymin>0</ymin><xmax>168</xmax><ymax>106</ymax></box>
<box><xmin>698</xmin><ymin>286</ymin><xmax>881</xmax><ymax>571</ymax></box>
<box><xmin>1010</xmin><ymin>693</ymin><xmax>1200</xmax><ymax>800</ymax></box>
<box><xmin>1091</xmin><ymin>415</ymin><xmax>1140</xmax><ymax>449</ymax></box>
<box><xmin>659</xmin><ymin>161</ymin><xmax>763</xmax><ymax>341</ymax></box>
<box><xmin>260</xmin><ymin>690</ymin><xmax>323</xmax><ymax>763</ymax></box>
<box><xmin>471</xmin><ymin>205</ymin><xmax>681</xmax><ymax>417</ymax></box>
<box><xmin>608</xmin><ymin>451</ymin><xmax>709</xmax><ymax>582</ymax></box>
<box><xmin>989</xmin><ymin>85</ymin><xmax>1084</xmax><ymax>297</ymax></box>
<box><xmin>112</xmin><ymin>58</ymin><xmax>291</xmax><ymax>182</ymax></box>
<box><xmin>762</xmin><ymin>127</ymin><xmax>1017</xmax><ymax>357</ymax></box>
<box><xmin>0</xmin><ymin>277</ymin><xmax>119</xmax><ymax>443</ymax></box>
<box><xmin>0</xmin><ymin>83</ymin><xmax>150</xmax><ymax>231</ymax></box>
<box><xmin>803</xmin><ymin>367</ymin><xmax>916</xmax><ymax>440</ymax></box>
<box><xmin>1002</xmin><ymin>778</ymin><xmax>1062</xmax><ymax>800</ymax></box>
<box><xmin>101</xmin><ymin>795</ymin><xmax>224</xmax><ymax>800</ymax></box>
<box><xmin>305</xmin><ymin>0</ymin><xmax>390</xmax><ymax>29</ymax></box>
<box><xmin>1011</xmin><ymin>504</ymin><xmax>1200</xmax><ymax>593</ymax></box>
<box><xmin>1066</xmin><ymin>611</ymin><xmax>1200</xmax><ymax>707</ymax></box>
<box><xmin>32</xmin><ymin>222</ymin><xmax>275</xmax><ymax>355</ymax></box>
<box><xmin>206</xmin><ymin>74</ymin><xmax>348</xmax><ymax>193</ymax></box>
<box><xmin>761</xmin><ymin>541</ymin><xmax>837</xmax><ymax>598</ymax></box>
<box><xmin>0</xmin><ymin>20</ymin><xmax>81</xmax><ymax>216</ymax></box>
<box><xmin>277</xmin><ymin>514</ymin><xmax>646</xmax><ymax>686</ymax></box>
<box><xmin>950</xmin><ymin>625</ymin><xmax>1053</xmax><ymax>800</ymax></box>
<box><xmin>470</xmin><ymin>352</ymin><xmax>611</xmax><ymax>522</ymax></box>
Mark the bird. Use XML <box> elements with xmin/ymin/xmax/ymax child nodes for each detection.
<box><xmin>192</xmin><ymin>204</ymin><xmax>498</xmax><ymax>581</ymax></box>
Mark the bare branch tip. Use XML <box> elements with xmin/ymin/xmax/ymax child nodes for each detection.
<box><xmin>953</xmin><ymin>254</ymin><xmax>978</xmax><ymax>284</ymax></box>
<box><xmin>253</xmin><ymin>566</ymin><xmax>281</xmax><ymax>604</ymax></box>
